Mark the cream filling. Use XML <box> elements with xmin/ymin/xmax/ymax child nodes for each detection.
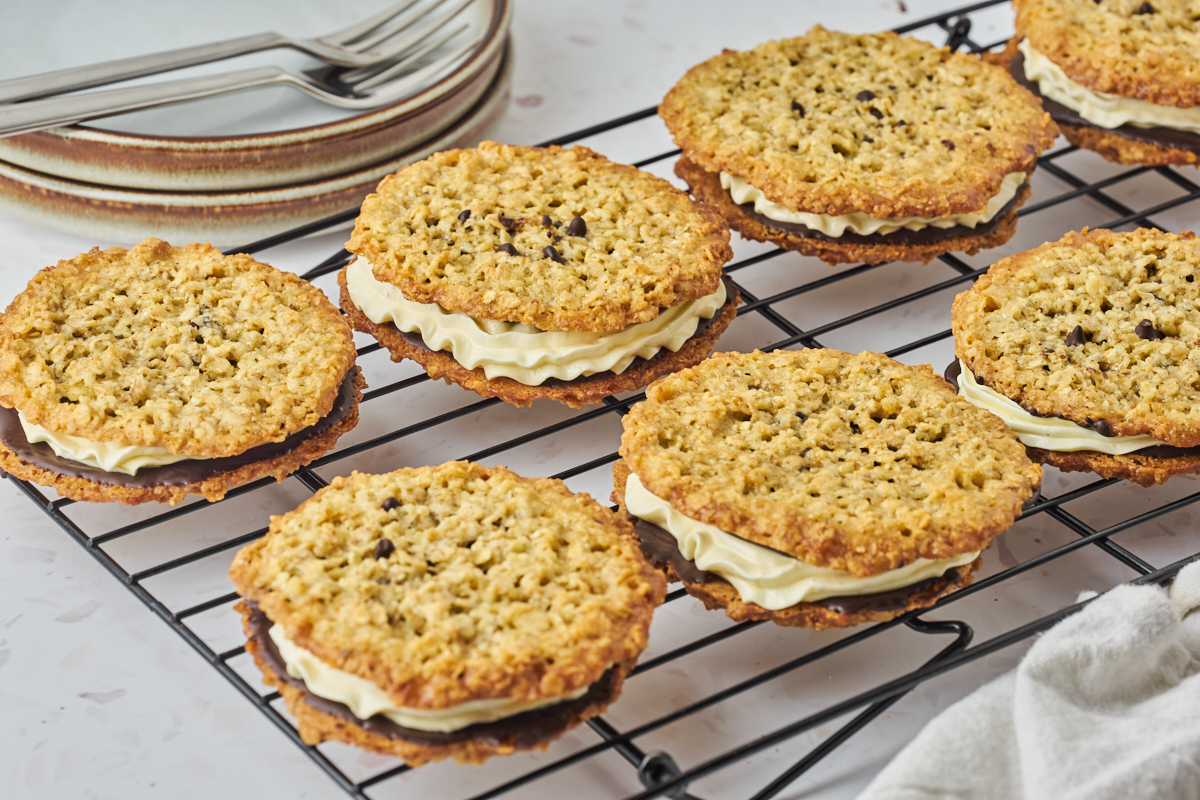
<box><xmin>624</xmin><ymin>474</ymin><xmax>978</xmax><ymax>610</ymax></box>
<box><xmin>1019</xmin><ymin>39</ymin><xmax>1200</xmax><ymax>134</ymax></box>
<box><xmin>719</xmin><ymin>171</ymin><xmax>1026</xmax><ymax>237</ymax></box>
<box><xmin>346</xmin><ymin>256</ymin><xmax>726</xmax><ymax>385</ymax></box>
<box><xmin>955</xmin><ymin>359</ymin><xmax>1165</xmax><ymax>454</ymax></box>
<box><xmin>267</xmin><ymin>625</ymin><xmax>588</xmax><ymax>733</ymax></box>
<box><xmin>17</xmin><ymin>410</ymin><xmax>200</xmax><ymax>475</ymax></box>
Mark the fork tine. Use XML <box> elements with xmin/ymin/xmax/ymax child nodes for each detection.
<box><xmin>343</xmin><ymin>0</ymin><xmax>479</xmax><ymax>70</ymax></box>
<box><xmin>350</xmin><ymin>26</ymin><xmax>476</xmax><ymax>94</ymax></box>
<box><xmin>348</xmin><ymin>0</ymin><xmax>472</xmax><ymax>54</ymax></box>
<box><xmin>324</xmin><ymin>0</ymin><xmax>424</xmax><ymax>47</ymax></box>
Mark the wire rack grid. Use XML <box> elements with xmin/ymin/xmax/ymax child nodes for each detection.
<box><xmin>8</xmin><ymin>2</ymin><xmax>1200</xmax><ymax>797</ymax></box>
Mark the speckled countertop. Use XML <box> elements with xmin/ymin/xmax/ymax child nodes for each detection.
<box><xmin>5</xmin><ymin>2</ymin><xmax>1198</xmax><ymax>799</ymax></box>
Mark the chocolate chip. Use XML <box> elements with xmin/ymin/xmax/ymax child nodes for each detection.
<box><xmin>1134</xmin><ymin>1</ymin><xmax>1153</xmax><ymax>12</ymax></box>
<box><xmin>791</xmin><ymin>100</ymin><xmax>805</xmax><ymax>117</ymax></box>
<box><xmin>856</xmin><ymin>90</ymin><xmax>876</xmax><ymax>102</ymax></box>
<box><xmin>541</xmin><ymin>215</ymin><xmax>552</xmax><ymax>227</ymax></box>
<box><xmin>499</xmin><ymin>215</ymin><xmax>518</xmax><ymax>229</ymax></box>
<box><xmin>896</xmin><ymin>120</ymin><xmax>907</xmax><ymax>127</ymax></box>
<box><xmin>566</xmin><ymin>216</ymin><xmax>587</xmax><ymax>237</ymax></box>
<box><xmin>869</xmin><ymin>107</ymin><xmax>884</xmax><ymax>119</ymax></box>
<box><xmin>1091</xmin><ymin>419</ymin><xmax>1113</xmax><ymax>437</ymax></box>
<box><xmin>553</xmin><ymin>235</ymin><xmax>562</xmax><ymax>243</ymax></box>
<box><xmin>381</xmin><ymin>497</ymin><xmax>400</xmax><ymax>511</ymax></box>
<box><xmin>863</xmin><ymin>135</ymin><xmax>874</xmax><ymax>143</ymax></box>
<box><xmin>457</xmin><ymin>209</ymin><xmax>471</xmax><ymax>223</ymax></box>
<box><xmin>542</xmin><ymin>246</ymin><xmax>566</xmax><ymax>264</ymax></box>
<box><xmin>374</xmin><ymin>539</ymin><xmax>395</xmax><ymax>559</ymax></box>
<box><xmin>1135</xmin><ymin>319</ymin><xmax>1166</xmax><ymax>340</ymax></box>
<box><xmin>497</xmin><ymin>243</ymin><xmax>520</xmax><ymax>256</ymax></box>
<box><xmin>850</xmin><ymin>422</ymin><xmax>861</xmax><ymax>434</ymax></box>
<box><xmin>941</xmin><ymin>139</ymin><xmax>956</xmax><ymax>150</ymax></box>
<box><xmin>1065</xmin><ymin>325</ymin><xmax>1087</xmax><ymax>347</ymax></box>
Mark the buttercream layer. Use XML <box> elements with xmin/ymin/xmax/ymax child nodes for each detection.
<box><xmin>19</xmin><ymin>412</ymin><xmax>199</xmax><ymax>475</ymax></box>
<box><xmin>347</xmin><ymin>257</ymin><xmax>726</xmax><ymax>385</ymax></box>
<box><xmin>244</xmin><ymin>602</ymin><xmax>622</xmax><ymax>748</ymax></box>
<box><xmin>673</xmin><ymin>156</ymin><xmax>1029</xmax><ymax>266</ymax></box>
<box><xmin>1018</xmin><ymin>40</ymin><xmax>1200</xmax><ymax>135</ymax></box>
<box><xmin>269</xmin><ymin>624</ymin><xmax>586</xmax><ymax>733</ymax></box>
<box><xmin>0</xmin><ymin>368</ymin><xmax>359</xmax><ymax>488</ymax></box>
<box><xmin>1012</xmin><ymin>52</ymin><xmax>1200</xmax><ymax>157</ymax></box>
<box><xmin>629</xmin><ymin>516</ymin><xmax>962</xmax><ymax>615</ymax></box>
<box><xmin>624</xmin><ymin>474</ymin><xmax>977</xmax><ymax>610</ymax></box>
<box><xmin>720</xmin><ymin>172</ymin><xmax>1026</xmax><ymax>237</ymax></box>
<box><xmin>953</xmin><ymin>359</ymin><xmax>1166</xmax><ymax>454</ymax></box>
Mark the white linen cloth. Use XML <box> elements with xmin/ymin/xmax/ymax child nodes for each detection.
<box><xmin>858</xmin><ymin>560</ymin><xmax>1200</xmax><ymax>800</ymax></box>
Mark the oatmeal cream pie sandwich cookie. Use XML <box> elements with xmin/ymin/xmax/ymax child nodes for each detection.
<box><xmin>229</xmin><ymin>461</ymin><xmax>666</xmax><ymax>765</ymax></box>
<box><xmin>613</xmin><ymin>350</ymin><xmax>1040</xmax><ymax>631</ymax></box>
<box><xmin>0</xmin><ymin>238</ymin><xmax>363</xmax><ymax>505</ymax></box>
<box><xmin>340</xmin><ymin>141</ymin><xmax>738</xmax><ymax>408</ymax></box>
<box><xmin>951</xmin><ymin>228</ymin><xmax>1200</xmax><ymax>487</ymax></box>
<box><xmin>1007</xmin><ymin>0</ymin><xmax>1200</xmax><ymax>167</ymax></box>
<box><xmin>660</xmin><ymin>26</ymin><xmax>1057</xmax><ymax>266</ymax></box>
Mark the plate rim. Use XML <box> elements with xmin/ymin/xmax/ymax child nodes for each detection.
<box><xmin>12</xmin><ymin>0</ymin><xmax>510</xmax><ymax>150</ymax></box>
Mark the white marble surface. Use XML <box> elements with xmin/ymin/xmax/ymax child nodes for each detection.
<box><xmin>3</xmin><ymin>2</ymin><xmax>1198</xmax><ymax>799</ymax></box>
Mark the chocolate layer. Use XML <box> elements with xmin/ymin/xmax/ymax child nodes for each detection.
<box><xmin>944</xmin><ymin>359</ymin><xmax>1200</xmax><ymax>458</ymax></box>
<box><xmin>385</xmin><ymin>277</ymin><xmax>735</xmax><ymax>389</ymax></box>
<box><xmin>819</xmin><ymin>573</ymin><xmax>959</xmax><ymax>615</ymax></box>
<box><xmin>632</xmin><ymin>519</ymin><xmax>712</xmax><ymax>584</ymax></box>
<box><xmin>1012</xmin><ymin>52</ymin><xmax>1200</xmax><ymax>157</ymax></box>
<box><xmin>943</xmin><ymin>358</ymin><xmax>963</xmax><ymax>387</ymax></box>
<box><xmin>245</xmin><ymin>602</ymin><xmax>617</xmax><ymax>747</ymax></box>
<box><xmin>734</xmin><ymin>184</ymin><xmax>1025</xmax><ymax>247</ymax></box>
<box><xmin>0</xmin><ymin>368</ymin><xmax>358</xmax><ymax>488</ymax></box>
<box><xmin>628</xmin><ymin>516</ymin><xmax>957</xmax><ymax>614</ymax></box>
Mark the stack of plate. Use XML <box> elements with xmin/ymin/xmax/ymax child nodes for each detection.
<box><xmin>0</xmin><ymin>0</ymin><xmax>511</xmax><ymax>246</ymax></box>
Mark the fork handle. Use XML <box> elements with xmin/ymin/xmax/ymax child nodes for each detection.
<box><xmin>0</xmin><ymin>33</ymin><xmax>287</xmax><ymax>105</ymax></box>
<box><xmin>0</xmin><ymin>67</ymin><xmax>291</xmax><ymax>138</ymax></box>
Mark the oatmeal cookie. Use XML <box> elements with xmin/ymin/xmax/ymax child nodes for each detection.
<box><xmin>613</xmin><ymin>350</ymin><xmax>1039</xmax><ymax>628</ymax></box>
<box><xmin>347</xmin><ymin>141</ymin><xmax>731</xmax><ymax>333</ymax></box>
<box><xmin>1015</xmin><ymin>0</ymin><xmax>1200</xmax><ymax>108</ymax></box>
<box><xmin>998</xmin><ymin>37</ymin><xmax>1200</xmax><ymax>167</ymax></box>
<box><xmin>660</xmin><ymin>27</ymin><xmax>1055</xmax><ymax>264</ymax></box>
<box><xmin>1010</xmin><ymin>1</ymin><xmax>1200</xmax><ymax>166</ymax></box>
<box><xmin>0</xmin><ymin>238</ymin><xmax>360</xmax><ymax>504</ymax></box>
<box><xmin>230</xmin><ymin>462</ymin><xmax>665</xmax><ymax>764</ymax></box>
<box><xmin>952</xmin><ymin>227</ymin><xmax>1200</xmax><ymax>485</ymax></box>
<box><xmin>342</xmin><ymin>142</ymin><xmax>736</xmax><ymax>406</ymax></box>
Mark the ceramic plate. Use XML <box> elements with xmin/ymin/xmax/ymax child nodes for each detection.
<box><xmin>0</xmin><ymin>43</ymin><xmax>511</xmax><ymax>247</ymax></box>
<box><xmin>0</xmin><ymin>0</ymin><xmax>509</xmax><ymax>191</ymax></box>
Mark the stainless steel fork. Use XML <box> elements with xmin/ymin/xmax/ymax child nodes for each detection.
<box><xmin>0</xmin><ymin>0</ymin><xmax>475</xmax><ymax>105</ymax></box>
<box><xmin>0</xmin><ymin>23</ymin><xmax>484</xmax><ymax>138</ymax></box>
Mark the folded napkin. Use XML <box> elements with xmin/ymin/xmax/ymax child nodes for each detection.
<box><xmin>858</xmin><ymin>560</ymin><xmax>1200</xmax><ymax>800</ymax></box>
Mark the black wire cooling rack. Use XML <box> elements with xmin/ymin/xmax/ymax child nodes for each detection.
<box><xmin>8</xmin><ymin>2</ymin><xmax>1200</xmax><ymax>797</ymax></box>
